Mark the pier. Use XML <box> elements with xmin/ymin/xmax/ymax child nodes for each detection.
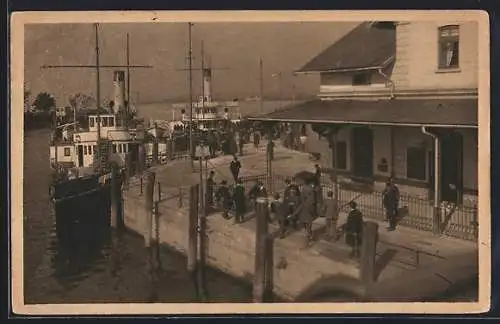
<box><xmin>121</xmin><ymin>143</ymin><xmax>478</xmax><ymax>302</ymax></box>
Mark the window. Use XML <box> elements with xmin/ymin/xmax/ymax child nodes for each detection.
<box><xmin>352</xmin><ymin>73</ymin><xmax>372</xmax><ymax>86</ymax></box>
<box><xmin>124</xmin><ymin>143</ymin><xmax>128</xmax><ymax>152</ymax></box>
<box><xmin>406</xmin><ymin>147</ymin><xmax>426</xmax><ymax>181</ymax></box>
<box><xmin>102</xmin><ymin>117</ymin><xmax>109</xmax><ymax>127</ymax></box>
<box><xmin>113</xmin><ymin>144</ymin><xmax>117</xmax><ymax>153</ymax></box>
<box><xmin>64</xmin><ymin>147</ymin><xmax>71</xmax><ymax>156</ymax></box>
<box><xmin>438</xmin><ymin>25</ymin><xmax>459</xmax><ymax>69</ymax></box>
<box><xmin>118</xmin><ymin>144</ymin><xmax>123</xmax><ymax>153</ymax></box>
<box><xmin>88</xmin><ymin>145</ymin><xmax>92</xmax><ymax>155</ymax></box>
<box><xmin>109</xmin><ymin>117</ymin><xmax>115</xmax><ymax>127</ymax></box>
<box><xmin>333</xmin><ymin>141</ymin><xmax>347</xmax><ymax>170</ymax></box>
<box><xmin>84</xmin><ymin>145</ymin><xmax>88</xmax><ymax>155</ymax></box>
<box><xmin>89</xmin><ymin>117</ymin><xmax>95</xmax><ymax>128</ymax></box>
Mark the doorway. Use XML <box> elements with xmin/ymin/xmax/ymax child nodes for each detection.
<box><xmin>77</xmin><ymin>145</ymin><xmax>84</xmax><ymax>167</ymax></box>
<box><xmin>351</xmin><ymin>127</ymin><xmax>374</xmax><ymax>180</ymax></box>
<box><xmin>440</xmin><ymin>132</ymin><xmax>463</xmax><ymax>204</ymax></box>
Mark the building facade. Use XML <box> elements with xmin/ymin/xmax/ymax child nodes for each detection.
<box><xmin>252</xmin><ymin>21</ymin><xmax>478</xmax><ymax>209</ymax></box>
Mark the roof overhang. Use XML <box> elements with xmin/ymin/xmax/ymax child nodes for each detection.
<box><xmin>294</xmin><ymin>56</ymin><xmax>395</xmax><ymax>75</ymax></box>
<box><xmin>247</xmin><ymin>98</ymin><xmax>478</xmax><ymax>128</ymax></box>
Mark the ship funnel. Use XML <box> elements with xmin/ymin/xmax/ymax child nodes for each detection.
<box><xmin>112</xmin><ymin>70</ymin><xmax>126</xmax><ymax>114</ymax></box>
<box><xmin>203</xmin><ymin>68</ymin><xmax>212</xmax><ymax>102</ymax></box>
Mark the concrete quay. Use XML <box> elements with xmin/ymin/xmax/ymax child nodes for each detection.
<box><xmin>122</xmin><ymin>143</ymin><xmax>478</xmax><ymax>301</ymax></box>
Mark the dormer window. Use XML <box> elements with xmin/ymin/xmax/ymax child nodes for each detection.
<box><xmin>352</xmin><ymin>72</ymin><xmax>372</xmax><ymax>86</ymax></box>
<box><xmin>438</xmin><ymin>25</ymin><xmax>459</xmax><ymax>69</ymax></box>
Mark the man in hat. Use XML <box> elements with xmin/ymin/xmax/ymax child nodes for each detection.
<box><xmin>345</xmin><ymin>201</ymin><xmax>363</xmax><ymax>258</ymax></box>
<box><xmin>382</xmin><ymin>178</ymin><xmax>400</xmax><ymax>231</ymax></box>
<box><xmin>230</xmin><ymin>156</ymin><xmax>242</xmax><ymax>183</ymax></box>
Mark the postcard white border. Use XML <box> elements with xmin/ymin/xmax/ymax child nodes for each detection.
<box><xmin>10</xmin><ymin>10</ymin><xmax>491</xmax><ymax>315</ymax></box>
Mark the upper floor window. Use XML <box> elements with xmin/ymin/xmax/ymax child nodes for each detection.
<box><xmin>352</xmin><ymin>73</ymin><xmax>372</xmax><ymax>86</ymax></box>
<box><xmin>438</xmin><ymin>25</ymin><xmax>459</xmax><ymax>69</ymax></box>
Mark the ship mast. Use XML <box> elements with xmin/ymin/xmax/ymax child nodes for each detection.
<box><xmin>201</xmin><ymin>40</ymin><xmax>205</xmax><ymax>122</ymax></box>
<box><xmin>126</xmin><ymin>32</ymin><xmax>131</xmax><ymax>126</ymax></box>
<box><xmin>94</xmin><ymin>23</ymin><xmax>102</xmax><ymax>169</ymax></box>
<box><xmin>188</xmin><ymin>22</ymin><xmax>194</xmax><ymax>168</ymax></box>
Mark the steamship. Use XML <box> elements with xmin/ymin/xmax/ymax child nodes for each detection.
<box><xmin>49</xmin><ymin>71</ymin><xmax>145</xmax><ymax>180</ymax></box>
<box><xmin>172</xmin><ymin>68</ymin><xmax>241</xmax><ymax>131</ymax></box>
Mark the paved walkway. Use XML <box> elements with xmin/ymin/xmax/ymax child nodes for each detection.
<box><xmin>130</xmin><ymin>142</ymin><xmax>478</xmax><ymax>263</ymax></box>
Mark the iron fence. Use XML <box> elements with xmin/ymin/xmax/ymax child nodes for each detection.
<box><xmin>123</xmin><ymin>161</ymin><xmax>478</xmax><ymax>242</ymax></box>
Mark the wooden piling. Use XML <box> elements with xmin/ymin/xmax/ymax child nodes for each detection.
<box><xmin>253</xmin><ymin>198</ymin><xmax>269</xmax><ymax>303</ymax></box>
<box><xmin>188</xmin><ymin>184</ymin><xmax>199</xmax><ymax>273</ymax></box>
<box><xmin>144</xmin><ymin>171</ymin><xmax>156</xmax><ymax>249</ymax></box>
<box><xmin>264</xmin><ymin>234</ymin><xmax>274</xmax><ymax>301</ymax></box>
<box><xmin>110</xmin><ymin>163</ymin><xmax>122</xmax><ymax>229</ymax></box>
<box><xmin>197</xmin><ymin>185</ymin><xmax>208</xmax><ymax>301</ymax></box>
<box><xmin>360</xmin><ymin>221</ymin><xmax>379</xmax><ymax>287</ymax></box>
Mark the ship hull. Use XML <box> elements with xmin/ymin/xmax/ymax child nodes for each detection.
<box><xmin>51</xmin><ymin>174</ymin><xmax>112</xmax><ymax>245</ymax></box>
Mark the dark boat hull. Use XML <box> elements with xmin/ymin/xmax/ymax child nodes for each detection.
<box><xmin>51</xmin><ymin>174</ymin><xmax>111</xmax><ymax>245</ymax></box>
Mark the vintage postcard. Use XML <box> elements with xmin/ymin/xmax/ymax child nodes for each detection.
<box><xmin>11</xmin><ymin>10</ymin><xmax>491</xmax><ymax>315</ymax></box>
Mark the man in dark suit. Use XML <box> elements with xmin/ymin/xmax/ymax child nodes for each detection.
<box><xmin>229</xmin><ymin>156</ymin><xmax>242</xmax><ymax>183</ymax></box>
<box><xmin>382</xmin><ymin>178</ymin><xmax>400</xmax><ymax>231</ymax></box>
<box><xmin>345</xmin><ymin>201</ymin><xmax>363</xmax><ymax>258</ymax></box>
<box><xmin>233</xmin><ymin>179</ymin><xmax>246</xmax><ymax>224</ymax></box>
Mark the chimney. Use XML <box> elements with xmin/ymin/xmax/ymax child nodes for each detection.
<box><xmin>112</xmin><ymin>70</ymin><xmax>126</xmax><ymax>114</ymax></box>
<box><xmin>203</xmin><ymin>68</ymin><xmax>212</xmax><ymax>102</ymax></box>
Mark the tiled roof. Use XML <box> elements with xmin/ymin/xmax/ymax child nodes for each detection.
<box><xmin>248</xmin><ymin>98</ymin><xmax>478</xmax><ymax>127</ymax></box>
<box><xmin>297</xmin><ymin>22</ymin><xmax>396</xmax><ymax>73</ymax></box>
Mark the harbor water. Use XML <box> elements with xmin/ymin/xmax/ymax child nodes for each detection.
<box><xmin>23</xmin><ymin>129</ymin><xmax>255</xmax><ymax>304</ymax></box>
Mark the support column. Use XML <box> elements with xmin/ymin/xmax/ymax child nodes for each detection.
<box><xmin>266</xmin><ymin>125</ymin><xmax>274</xmax><ymax>194</ymax></box>
<box><xmin>421</xmin><ymin>126</ymin><xmax>441</xmax><ymax>234</ymax></box>
<box><xmin>390</xmin><ymin>126</ymin><xmax>395</xmax><ymax>179</ymax></box>
<box><xmin>433</xmin><ymin>136</ymin><xmax>442</xmax><ymax>234</ymax></box>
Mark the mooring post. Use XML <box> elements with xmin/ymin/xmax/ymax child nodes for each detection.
<box><xmin>253</xmin><ymin>198</ymin><xmax>269</xmax><ymax>303</ymax></box>
<box><xmin>157</xmin><ymin>181</ymin><xmax>161</xmax><ymax>202</ymax></box>
<box><xmin>360</xmin><ymin>221</ymin><xmax>379</xmax><ymax>287</ymax></box>
<box><xmin>197</xmin><ymin>184</ymin><xmax>208</xmax><ymax>301</ymax></box>
<box><xmin>188</xmin><ymin>184</ymin><xmax>199</xmax><ymax>274</ymax></box>
<box><xmin>110</xmin><ymin>163</ymin><xmax>122</xmax><ymax>229</ymax></box>
<box><xmin>264</xmin><ymin>234</ymin><xmax>274</xmax><ymax>301</ymax></box>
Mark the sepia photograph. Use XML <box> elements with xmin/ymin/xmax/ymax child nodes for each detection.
<box><xmin>11</xmin><ymin>10</ymin><xmax>490</xmax><ymax>314</ymax></box>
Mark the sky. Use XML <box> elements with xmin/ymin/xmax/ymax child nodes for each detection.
<box><xmin>24</xmin><ymin>21</ymin><xmax>359</xmax><ymax>107</ymax></box>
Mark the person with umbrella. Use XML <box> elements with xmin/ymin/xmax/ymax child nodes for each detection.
<box><xmin>215</xmin><ymin>180</ymin><xmax>231</xmax><ymax>220</ymax></box>
<box><xmin>293</xmin><ymin>179</ymin><xmax>316</xmax><ymax>244</ymax></box>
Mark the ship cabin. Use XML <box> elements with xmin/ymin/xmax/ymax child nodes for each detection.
<box><xmin>50</xmin><ymin>113</ymin><xmax>144</xmax><ymax>170</ymax></box>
